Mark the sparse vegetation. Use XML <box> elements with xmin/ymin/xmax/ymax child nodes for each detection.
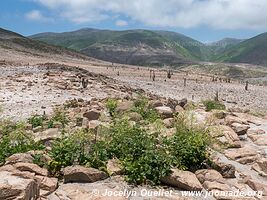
<box><xmin>132</xmin><ymin>96</ymin><xmax>160</xmax><ymax>123</ymax></box>
<box><xmin>0</xmin><ymin>121</ymin><xmax>44</xmax><ymax>164</ymax></box>
<box><xmin>28</xmin><ymin>115</ymin><xmax>45</xmax><ymax>128</ymax></box>
<box><xmin>203</xmin><ymin>100</ymin><xmax>226</xmax><ymax>111</ymax></box>
<box><xmin>0</xmin><ymin>97</ymin><xmax>210</xmax><ymax>185</ymax></box>
<box><xmin>106</xmin><ymin>98</ymin><xmax>118</xmax><ymax>117</ymax></box>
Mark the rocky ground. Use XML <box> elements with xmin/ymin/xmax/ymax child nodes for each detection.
<box><xmin>0</xmin><ymin>62</ymin><xmax>267</xmax><ymax>200</ymax></box>
<box><xmin>79</xmin><ymin>65</ymin><xmax>267</xmax><ymax>116</ymax></box>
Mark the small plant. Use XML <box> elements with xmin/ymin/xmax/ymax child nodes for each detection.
<box><xmin>48</xmin><ymin>108</ymin><xmax>69</xmax><ymax>128</ymax></box>
<box><xmin>28</xmin><ymin>115</ymin><xmax>45</xmax><ymax>128</ymax></box>
<box><xmin>203</xmin><ymin>100</ymin><xmax>226</xmax><ymax>111</ymax></box>
<box><xmin>106</xmin><ymin>98</ymin><xmax>118</xmax><ymax>117</ymax></box>
<box><xmin>0</xmin><ymin>122</ymin><xmax>44</xmax><ymax>164</ymax></box>
<box><xmin>33</xmin><ymin>153</ymin><xmax>47</xmax><ymax>168</ymax></box>
<box><xmin>132</xmin><ymin>96</ymin><xmax>160</xmax><ymax>122</ymax></box>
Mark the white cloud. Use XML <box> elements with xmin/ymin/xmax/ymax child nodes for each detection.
<box><xmin>25</xmin><ymin>10</ymin><xmax>52</xmax><ymax>22</ymax></box>
<box><xmin>32</xmin><ymin>0</ymin><xmax>267</xmax><ymax>29</ymax></box>
<box><xmin>115</xmin><ymin>20</ymin><xmax>128</xmax><ymax>27</ymax></box>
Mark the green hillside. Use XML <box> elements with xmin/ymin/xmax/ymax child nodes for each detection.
<box><xmin>213</xmin><ymin>33</ymin><xmax>267</xmax><ymax>65</ymax></box>
<box><xmin>30</xmin><ymin>29</ymin><xmax>211</xmax><ymax>66</ymax></box>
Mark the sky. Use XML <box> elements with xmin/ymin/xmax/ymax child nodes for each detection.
<box><xmin>1</xmin><ymin>0</ymin><xmax>267</xmax><ymax>43</ymax></box>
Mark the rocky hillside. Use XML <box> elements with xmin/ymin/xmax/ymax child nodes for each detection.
<box><xmin>1</xmin><ymin>64</ymin><xmax>267</xmax><ymax>200</ymax></box>
<box><xmin>30</xmin><ymin>29</ymin><xmax>212</xmax><ymax>66</ymax></box>
<box><xmin>0</xmin><ymin>28</ymin><xmax>94</xmax><ymax>61</ymax></box>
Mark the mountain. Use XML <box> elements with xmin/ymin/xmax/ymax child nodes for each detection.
<box><xmin>214</xmin><ymin>33</ymin><xmax>267</xmax><ymax>65</ymax></box>
<box><xmin>207</xmin><ymin>38</ymin><xmax>244</xmax><ymax>55</ymax></box>
<box><xmin>30</xmin><ymin>28</ymin><xmax>212</xmax><ymax>66</ymax></box>
<box><xmin>0</xmin><ymin>28</ymin><xmax>93</xmax><ymax>61</ymax></box>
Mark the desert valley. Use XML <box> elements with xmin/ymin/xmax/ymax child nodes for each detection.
<box><xmin>0</xmin><ymin>22</ymin><xmax>267</xmax><ymax>200</ymax></box>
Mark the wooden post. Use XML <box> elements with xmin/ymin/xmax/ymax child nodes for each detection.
<box><xmin>245</xmin><ymin>81</ymin><xmax>249</xmax><ymax>91</ymax></box>
<box><xmin>184</xmin><ymin>78</ymin><xmax>186</xmax><ymax>87</ymax></box>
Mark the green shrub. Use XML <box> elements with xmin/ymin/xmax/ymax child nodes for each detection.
<box><xmin>0</xmin><ymin>122</ymin><xmax>44</xmax><ymax>164</ymax></box>
<box><xmin>166</xmin><ymin>113</ymin><xmax>210</xmax><ymax>171</ymax></box>
<box><xmin>28</xmin><ymin>115</ymin><xmax>45</xmax><ymax>128</ymax></box>
<box><xmin>203</xmin><ymin>100</ymin><xmax>226</xmax><ymax>111</ymax></box>
<box><xmin>106</xmin><ymin>98</ymin><xmax>118</xmax><ymax>117</ymax></box>
<box><xmin>48</xmin><ymin>129</ymin><xmax>91</xmax><ymax>171</ymax></box>
<box><xmin>33</xmin><ymin>153</ymin><xmax>47</xmax><ymax>168</ymax></box>
<box><xmin>48</xmin><ymin>128</ymin><xmax>109</xmax><ymax>175</ymax></box>
<box><xmin>107</xmin><ymin>119</ymin><xmax>171</xmax><ymax>185</ymax></box>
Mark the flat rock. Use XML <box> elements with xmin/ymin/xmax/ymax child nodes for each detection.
<box><xmin>5</xmin><ymin>153</ymin><xmax>34</xmax><ymax>164</ymax></box>
<box><xmin>195</xmin><ymin>169</ymin><xmax>224</xmax><ymax>184</ymax></box>
<box><xmin>63</xmin><ymin>165</ymin><xmax>108</xmax><ymax>183</ymax></box>
<box><xmin>155</xmin><ymin>106</ymin><xmax>173</xmax><ymax>119</ymax></box>
<box><xmin>83</xmin><ymin>109</ymin><xmax>101</xmax><ymax>121</ymax></box>
<box><xmin>14</xmin><ymin>162</ymin><xmax>48</xmax><ymax>176</ymax></box>
<box><xmin>230</xmin><ymin>123</ymin><xmax>249</xmax><ymax>135</ymax></box>
<box><xmin>161</xmin><ymin>169</ymin><xmax>203</xmax><ymax>191</ymax></box>
<box><xmin>224</xmin><ymin>146</ymin><xmax>258</xmax><ymax>164</ymax></box>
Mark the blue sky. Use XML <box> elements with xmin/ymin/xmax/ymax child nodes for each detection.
<box><xmin>1</xmin><ymin>0</ymin><xmax>267</xmax><ymax>43</ymax></box>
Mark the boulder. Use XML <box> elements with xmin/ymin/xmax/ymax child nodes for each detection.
<box><xmin>178</xmin><ymin>98</ymin><xmax>188</xmax><ymax>108</ymax></box>
<box><xmin>0</xmin><ymin>171</ymin><xmax>39</xmax><ymax>200</ymax></box>
<box><xmin>14</xmin><ymin>162</ymin><xmax>48</xmax><ymax>176</ymax></box>
<box><xmin>252</xmin><ymin>159</ymin><xmax>267</xmax><ymax>177</ymax></box>
<box><xmin>150</xmin><ymin>100</ymin><xmax>163</xmax><ymax>108</ymax></box>
<box><xmin>63</xmin><ymin>165</ymin><xmax>108</xmax><ymax>183</ymax></box>
<box><xmin>202</xmin><ymin>181</ymin><xmax>231</xmax><ymax>191</ymax></box>
<box><xmin>225</xmin><ymin>115</ymin><xmax>248</xmax><ymax>126</ymax></box>
<box><xmin>248</xmin><ymin>134</ymin><xmax>267</xmax><ymax>146</ymax></box>
<box><xmin>5</xmin><ymin>153</ymin><xmax>34</xmax><ymax>165</ymax></box>
<box><xmin>83</xmin><ymin>109</ymin><xmax>101</xmax><ymax>121</ymax></box>
<box><xmin>231</xmin><ymin>123</ymin><xmax>249</xmax><ymax>135</ymax></box>
<box><xmin>163</xmin><ymin>118</ymin><xmax>174</xmax><ymax>128</ymax></box>
<box><xmin>247</xmin><ymin>128</ymin><xmax>265</xmax><ymax>137</ymax></box>
<box><xmin>209</xmin><ymin>155</ymin><xmax>236</xmax><ymax>178</ymax></box>
<box><xmin>107</xmin><ymin>159</ymin><xmax>123</xmax><ymax>176</ymax></box>
<box><xmin>246</xmin><ymin>179</ymin><xmax>267</xmax><ymax>196</ymax></box>
<box><xmin>35</xmin><ymin>128</ymin><xmax>60</xmax><ymax>142</ymax></box>
<box><xmin>88</xmin><ymin>120</ymin><xmax>100</xmax><ymax>130</ymax></box>
<box><xmin>155</xmin><ymin>106</ymin><xmax>173</xmax><ymax>119</ymax></box>
<box><xmin>161</xmin><ymin>169</ymin><xmax>203</xmax><ymax>191</ymax></box>
<box><xmin>195</xmin><ymin>169</ymin><xmax>224</xmax><ymax>184</ymax></box>
<box><xmin>35</xmin><ymin>175</ymin><xmax>58</xmax><ymax>196</ymax></box>
<box><xmin>128</xmin><ymin>112</ymin><xmax>143</xmax><ymax>122</ymax></box>
<box><xmin>218</xmin><ymin>125</ymin><xmax>241</xmax><ymax>148</ymax></box>
<box><xmin>116</xmin><ymin>101</ymin><xmax>134</xmax><ymax>113</ymax></box>
<box><xmin>174</xmin><ymin>105</ymin><xmax>184</xmax><ymax>113</ymax></box>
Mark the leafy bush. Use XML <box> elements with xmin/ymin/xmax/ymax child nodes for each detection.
<box><xmin>0</xmin><ymin>122</ymin><xmax>44</xmax><ymax>164</ymax></box>
<box><xmin>48</xmin><ymin>128</ymin><xmax>109</xmax><ymax>175</ymax></box>
<box><xmin>203</xmin><ymin>100</ymin><xmax>226</xmax><ymax>111</ymax></box>
<box><xmin>28</xmin><ymin>115</ymin><xmax>45</xmax><ymax>128</ymax></box>
<box><xmin>166</xmin><ymin>113</ymin><xmax>210</xmax><ymax>171</ymax></box>
<box><xmin>106</xmin><ymin>98</ymin><xmax>118</xmax><ymax>117</ymax></box>
<box><xmin>107</xmin><ymin>119</ymin><xmax>171</xmax><ymax>185</ymax></box>
<box><xmin>48</xmin><ymin>129</ymin><xmax>91</xmax><ymax>173</ymax></box>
